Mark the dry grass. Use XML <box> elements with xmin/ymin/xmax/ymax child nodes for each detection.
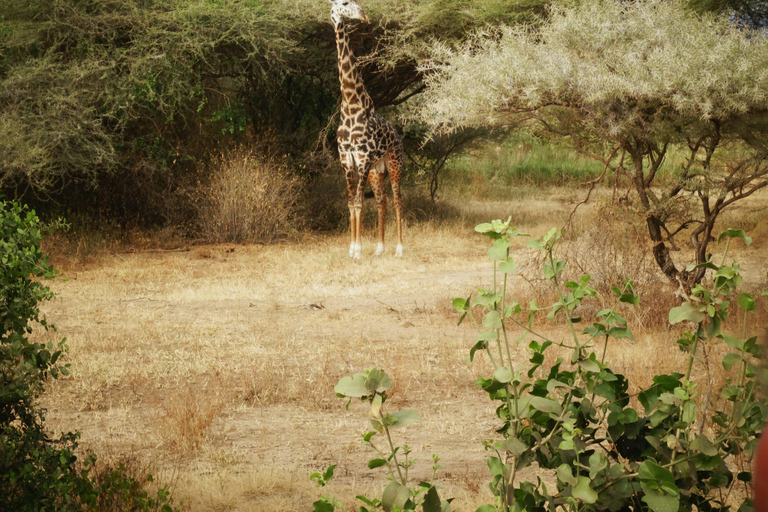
<box><xmin>36</xmin><ymin>187</ymin><xmax>768</xmax><ymax>511</ymax></box>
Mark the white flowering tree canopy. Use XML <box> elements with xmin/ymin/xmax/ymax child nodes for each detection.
<box><xmin>418</xmin><ymin>0</ymin><xmax>768</xmax><ymax>287</ymax></box>
<box><xmin>419</xmin><ymin>0</ymin><xmax>768</xmax><ymax>135</ymax></box>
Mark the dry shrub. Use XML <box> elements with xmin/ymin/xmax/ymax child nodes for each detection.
<box><xmin>562</xmin><ymin>205</ymin><xmax>679</xmax><ymax>329</ymax></box>
<box><xmin>198</xmin><ymin>148</ymin><xmax>302</xmax><ymax>243</ymax></box>
<box><xmin>159</xmin><ymin>382</ymin><xmax>228</xmax><ymax>455</ymax></box>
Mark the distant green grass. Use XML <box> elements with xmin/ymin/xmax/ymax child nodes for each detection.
<box><xmin>444</xmin><ymin>133</ymin><xmax>606</xmax><ymax>197</ymax></box>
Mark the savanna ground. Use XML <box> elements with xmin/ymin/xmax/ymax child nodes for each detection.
<box><xmin>36</xmin><ymin>183</ymin><xmax>768</xmax><ymax>512</ymax></box>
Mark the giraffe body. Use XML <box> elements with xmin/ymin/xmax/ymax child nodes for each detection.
<box><xmin>330</xmin><ymin>0</ymin><xmax>404</xmax><ymax>259</ymax></box>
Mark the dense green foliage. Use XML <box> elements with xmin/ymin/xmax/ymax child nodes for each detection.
<box><xmin>0</xmin><ymin>0</ymin><xmax>547</xmax><ymax>226</ymax></box>
<box><xmin>0</xmin><ymin>200</ymin><xmax>65</xmax><ymax>429</ymax></box>
<box><xmin>0</xmin><ymin>200</ymin><xmax>178</xmax><ymax>511</ymax></box>
<box><xmin>1</xmin><ymin>0</ymin><xmax>297</xmax><ymax>221</ymax></box>
<box><xmin>455</xmin><ymin>221</ymin><xmax>766</xmax><ymax>512</ymax></box>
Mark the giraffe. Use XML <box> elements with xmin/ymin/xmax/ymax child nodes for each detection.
<box><xmin>329</xmin><ymin>0</ymin><xmax>404</xmax><ymax>259</ymax></box>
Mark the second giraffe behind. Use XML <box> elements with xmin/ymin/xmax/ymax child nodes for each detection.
<box><xmin>330</xmin><ymin>0</ymin><xmax>404</xmax><ymax>259</ymax></box>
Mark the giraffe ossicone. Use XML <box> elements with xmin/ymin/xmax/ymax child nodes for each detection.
<box><xmin>329</xmin><ymin>0</ymin><xmax>404</xmax><ymax>259</ymax></box>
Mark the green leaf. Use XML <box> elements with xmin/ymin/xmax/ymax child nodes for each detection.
<box><xmin>572</xmin><ymin>476</ymin><xmax>598</xmax><ymax>504</ymax></box>
<box><xmin>638</xmin><ymin>461</ymin><xmax>680</xmax><ymax>512</ymax></box>
<box><xmin>503</xmin><ymin>302</ymin><xmax>521</xmax><ymax>317</ymax></box>
<box><xmin>452</xmin><ymin>297</ymin><xmax>468</xmax><ymax>312</ymax></box>
<box><xmin>691</xmin><ymin>435</ymin><xmax>718</xmax><ymax>456</ymax></box>
<box><xmin>368</xmin><ymin>458</ymin><xmax>387</xmax><ymax>469</ymax></box>
<box><xmin>506</xmin><ymin>437</ymin><xmax>527</xmax><ymax>455</ymax></box>
<box><xmin>682</xmin><ymin>401</ymin><xmax>696</xmax><ymax>425</ymax></box>
<box><xmin>422</xmin><ymin>486</ymin><xmax>441</xmax><ymax>512</ymax></box>
<box><xmin>546</xmin><ymin>379</ymin><xmax>572</xmax><ymax>392</ymax></box>
<box><xmin>334</xmin><ymin>373</ymin><xmax>369</xmax><ymax>397</ymax></box>
<box><xmin>620</xmin><ymin>292</ymin><xmax>639</xmax><ymax>305</ymax></box>
<box><xmin>469</xmin><ymin>339</ymin><xmax>487</xmax><ymax>362</ymax></box>
<box><xmin>608</xmin><ymin>327</ymin><xmax>634</xmax><ymax>340</ymax></box>
<box><xmin>557</xmin><ymin>464</ymin><xmax>578</xmax><ymax>486</ymax></box>
<box><xmin>588</xmin><ymin>452</ymin><xmax>608</xmax><ymax>479</ymax></box>
<box><xmin>475</xmin><ymin>223</ymin><xmax>493</xmax><ymax>234</ymax></box>
<box><xmin>382</xmin><ymin>481</ymin><xmax>410</xmax><ymax>512</ymax></box>
<box><xmin>719</xmin><ymin>333</ymin><xmax>743</xmax><ymax>350</ymax></box>
<box><xmin>493</xmin><ymin>366</ymin><xmax>514</xmax><ymax>383</ymax></box>
<box><xmin>544</xmin><ymin>259</ymin><xmax>566</xmax><ymax>279</ymax></box>
<box><xmin>578</xmin><ymin>358</ymin><xmax>601</xmax><ymax>373</ymax></box>
<box><xmin>312</xmin><ymin>499</ymin><xmax>336</xmax><ymax>512</ymax></box>
<box><xmin>488</xmin><ymin>238</ymin><xmax>510</xmax><ymax>261</ymax></box>
<box><xmin>475</xmin><ymin>506</ymin><xmax>496</xmax><ymax>512</ymax></box>
<box><xmin>530</xmin><ymin>396</ymin><xmax>562</xmax><ymax>415</ymax></box>
<box><xmin>389</xmin><ymin>410</ymin><xmax>421</xmax><ymax>428</ymax></box>
<box><xmin>482</xmin><ymin>310</ymin><xmax>502</xmax><ymax>329</ymax></box>
<box><xmin>718</xmin><ymin>228</ymin><xmax>752</xmax><ymax>246</ymax></box>
<box><xmin>487</xmin><ymin>456</ymin><xmax>504</xmax><ymax>477</ymax></box>
<box><xmin>641</xmin><ymin>488</ymin><xmax>679</xmax><ymax>512</ymax></box>
<box><xmin>669</xmin><ymin>302</ymin><xmax>706</xmax><ymax>324</ymax></box>
<box><xmin>737</xmin><ymin>293</ymin><xmax>755</xmax><ymax>312</ymax></box>
<box><xmin>477</xmin><ymin>330</ymin><xmax>498</xmax><ymax>341</ymax></box>
<box><xmin>722</xmin><ymin>352</ymin><xmax>743</xmax><ymax>371</ymax></box>
<box><xmin>499</xmin><ymin>256</ymin><xmax>517</xmax><ymax>273</ymax></box>
<box><xmin>473</xmin><ymin>291</ymin><xmax>501</xmax><ymax>308</ymax></box>
<box><xmin>365</xmin><ymin>368</ymin><xmax>393</xmax><ymax>393</ymax></box>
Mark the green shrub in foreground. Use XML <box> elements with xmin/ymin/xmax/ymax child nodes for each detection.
<box><xmin>0</xmin><ymin>200</ymin><xmax>179</xmax><ymax>512</ymax></box>
<box><xmin>457</xmin><ymin>220</ymin><xmax>766</xmax><ymax>512</ymax></box>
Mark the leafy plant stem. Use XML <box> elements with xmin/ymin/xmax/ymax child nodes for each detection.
<box><xmin>507</xmin><ymin>316</ymin><xmax>575</xmax><ymax>348</ymax></box>
<box><xmin>548</xmin><ymin>250</ymin><xmax>581</xmax><ymax>352</ymax></box>
<box><xmin>368</xmin><ymin>437</ymin><xmax>398</xmax><ymax>482</ymax></box>
<box><xmin>384</xmin><ymin>424</ymin><xmax>406</xmax><ymax>485</ymax></box>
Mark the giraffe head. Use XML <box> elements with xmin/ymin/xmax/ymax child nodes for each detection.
<box><xmin>329</xmin><ymin>0</ymin><xmax>368</xmax><ymax>24</ymax></box>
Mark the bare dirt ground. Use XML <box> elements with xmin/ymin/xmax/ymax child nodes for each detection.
<box><xmin>37</xmin><ymin>189</ymin><xmax>768</xmax><ymax>511</ymax></box>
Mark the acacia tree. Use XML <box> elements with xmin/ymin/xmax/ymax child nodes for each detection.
<box><xmin>418</xmin><ymin>0</ymin><xmax>768</xmax><ymax>288</ymax></box>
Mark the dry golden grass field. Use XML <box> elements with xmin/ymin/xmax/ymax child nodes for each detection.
<box><xmin>37</xmin><ymin>187</ymin><xmax>768</xmax><ymax>511</ymax></box>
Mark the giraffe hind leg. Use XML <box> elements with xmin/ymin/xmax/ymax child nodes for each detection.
<box><xmin>386</xmin><ymin>148</ymin><xmax>404</xmax><ymax>257</ymax></box>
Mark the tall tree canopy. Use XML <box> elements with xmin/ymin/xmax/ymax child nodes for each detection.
<box><xmin>418</xmin><ymin>0</ymin><xmax>768</xmax><ymax>287</ymax></box>
<box><xmin>0</xmin><ymin>0</ymin><xmax>547</xmax><ymax>223</ymax></box>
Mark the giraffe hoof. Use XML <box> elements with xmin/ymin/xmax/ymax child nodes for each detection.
<box><xmin>353</xmin><ymin>243</ymin><xmax>362</xmax><ymax>260</ymax></box>
<box><xmin>374</xmin><ymin>243</ymin><xmax>384</xmax><ymax>256</ymax></box>
<box><xmin>395</xmin><ymin>244</ymin><xmax>403</xmax><ymax>257</ymax></box>
<box><xmin>349</xmin><ymin>243</ymin><xmax>356</xmax><ymax>258</ymax></box>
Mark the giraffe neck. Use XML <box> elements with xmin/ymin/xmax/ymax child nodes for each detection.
<box><xmin>334</xmin><ymin>17</ymin><xmax>373</xmax><ymax>118</ymax></box>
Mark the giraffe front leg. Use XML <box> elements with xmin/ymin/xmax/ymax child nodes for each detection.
<box><xmin>349</xmin><ymin>206</ymin><xmax>357</xmax><ymax>258</ymax></box>
<box><xmin>343</xmin><ymin>161</ymin><xmax>358</xmax><ymax>258</ymax></box>
<box><xmin>352</xmin><ymin>165</ymin><xmax>370</xmax><ymax>260</ymax></box>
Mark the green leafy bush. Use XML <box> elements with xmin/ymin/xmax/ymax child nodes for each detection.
<box><xmin>455</xmin><ymin>219</ymin><xmax>766</xmax><ymax>511</ymax></box>
<box><xmin>0</xmin><ymin>200</ymin><xmax>179</xmax><ymax>511</ymax></box>
<box><xmin>0</xmin><ymin>200</ymin><xmax>66</xmax><ymax>429</ymax></box>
